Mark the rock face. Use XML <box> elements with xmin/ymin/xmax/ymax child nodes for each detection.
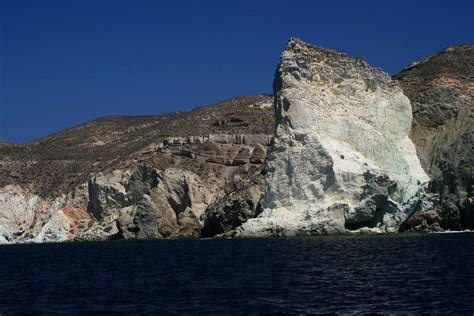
<box><xmin>0</xmin><ymin>96</ymin><xmax>274</xmax><ymax>242</ymax></box>
<box><xmin>1</xmin><ymin>39</ymin><xmax>470</xmax><ymax>243</ymax></box>
<box><xmin>395</xmin><ymin>45</ymin><xmax>474</xmax><ymax>231</ymax></box>
<box><xmin>235</xmin><ymin>38</ymin><xmax>429</xmax><ymax>237</ymax></box>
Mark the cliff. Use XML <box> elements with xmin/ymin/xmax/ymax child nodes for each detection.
<box><xmin>1</xmin><ymin>39</ymin><xmax>471</xmax><ymax>244</ymax></box>
<box><xmin>395</xmin><ymin>45</ymin><xmax>473</xmax><ymax>231</ymax></box>
<box><xmin>234</xmin><ymin>38</ymin><xmax>429</xmax><ymax>237</ymax></box>
<box><xmin>0</xmin><ymin>96</ymin><xmax>274</xmax><ymax>243</ymax></box>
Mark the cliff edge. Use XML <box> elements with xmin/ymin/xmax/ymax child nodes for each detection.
<box><xmin>235</xmin><ymin>38</ymin><xmax>429</xmax><ymax>237</ymax></box>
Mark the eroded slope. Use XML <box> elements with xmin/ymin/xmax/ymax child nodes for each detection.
<box><xmin>0</xmin><ymin>95</ymin><xmax>274</xmax><ymax>243</ymax></box>
<box><xmin>395</xmin><ymin>45</ymin><xmax>473</xmax><ymax>231</ymax></box>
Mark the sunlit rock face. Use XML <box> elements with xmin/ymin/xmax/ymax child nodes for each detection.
<box><xmin>0</xmin><ymin>96</ymin><xmax>274</xmax><ymax>243</ymax></box>
<box><xmin>235</xmin><ymin>38</ymin><xmax>429</xmax><ymax>237</ymax></box>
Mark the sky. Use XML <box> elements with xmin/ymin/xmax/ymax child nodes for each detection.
<box><xmin>0</xmin><ymin>0</ymin><xmax>472</xmax><ymax>143</ymax></box>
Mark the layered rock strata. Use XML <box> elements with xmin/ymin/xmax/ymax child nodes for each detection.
<box><xmin>235</xmin><ymin>38</ymin><xmax>429</xmax><ymax>237</ymax></box>
<box><xmin>0</xmin><ymin>96</ymin><xmax>274</xmax><ymax>243</ymax></box>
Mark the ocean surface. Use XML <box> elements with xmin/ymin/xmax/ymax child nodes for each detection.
<box><xmin>0</xmin><ymin>233</ymin><xmax>473</xmax><ymax>315</ymax></box>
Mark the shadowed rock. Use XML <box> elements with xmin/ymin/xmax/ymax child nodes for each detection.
<box><xmin>395</xmin><ymin>44</ymin><xmax>474</xmax><ymax>231</ymax></box>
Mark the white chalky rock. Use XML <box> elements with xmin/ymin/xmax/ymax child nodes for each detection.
<box><xmin>236</xmin><ymin>38</ymin><xmax>429</xmax><ymax>237</ymax></box>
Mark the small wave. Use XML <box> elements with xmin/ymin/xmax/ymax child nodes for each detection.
<box><xmin>431</xmin><ymin>229</ymin><xmax>474</xmax><ymax>234</ymax></box>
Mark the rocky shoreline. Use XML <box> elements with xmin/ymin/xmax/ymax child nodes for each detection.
<box><xmin>0</xmin><ymin>39</ymin><xmax>472</xmax><ymax>244</ymax></box>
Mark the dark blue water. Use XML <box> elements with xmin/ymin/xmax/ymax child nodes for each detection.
<box><xmin>0</xmin><ymin>233</ymin><xmax>473</xmax><ymax>315</ymax></box>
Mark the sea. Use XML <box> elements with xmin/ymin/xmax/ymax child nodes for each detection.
<box><xmin>0</xmin><ymin>233</ymin><xmax>473</xmax><ymax>315</ymax></box>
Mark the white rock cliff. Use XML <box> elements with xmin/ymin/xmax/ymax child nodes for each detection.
<box><xmin>235</xmin><ymin>38</ymin><xmax>429</xmax><ymax>237</ymax></box>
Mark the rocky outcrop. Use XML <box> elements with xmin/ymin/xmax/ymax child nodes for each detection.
<box><xmin>0</xmin><ymin>39</ymin><xmax>471</xmax><ymax>243</ymax></box>
<box><xmin>201</xmin><ymin>174</ymin><xmax>265</xmax><ymax>237</ymax></box>
<box><xmin>73</xmin><ymin>166</ymin><xmax>218</xmax><ymax>240</ymax></box>
<box><xmin>395</xmin><ymin>45</ymin><xmax>473</xmax><ymax>231</ymax></box>
<box><xmin>0</xmin><ymin>96</ymin><xmax>274</xmax><ymax>243</ymax></box>
<box><xmin>234</xmin><ymin>38</ymin><xmax>429</xmax><ymax>237</ymax></box>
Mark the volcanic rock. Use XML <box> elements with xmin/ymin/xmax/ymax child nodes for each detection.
<box><xmin>235</xmin><ymin>38</ymin><xmax>429</xmax><ymax>237</ymax></box>
<box><xmin>395</xmin><ymin>45</ymin><xmax>474</xmax><ymax>231</ymax></box>
<box><xmin>0</xmin><ymin>96</ymin><xmax>274</xmax><ymax>242</ymax></box>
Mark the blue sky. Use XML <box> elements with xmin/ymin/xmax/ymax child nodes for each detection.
<box><xmin>1</xmin><ymin>0</ymin><xmax>472</xmax><ymax>143</ymax></box>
